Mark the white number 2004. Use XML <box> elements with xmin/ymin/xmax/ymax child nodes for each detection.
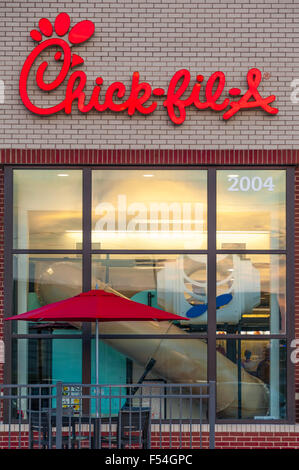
<box><xmin>228</xmin><ymin>176</ymin><xmax>275</xmax><ymax>192</ymax></box>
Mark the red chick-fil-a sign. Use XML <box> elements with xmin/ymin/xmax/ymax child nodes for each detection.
<box><xmin>19</xmin><ymin>13</ymin><xmax>279</xmax><ymax>124</ymax></box>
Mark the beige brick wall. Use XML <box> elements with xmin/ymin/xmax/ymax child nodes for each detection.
<box><xmin>0</xmin><ymin>0</ymin><xmax>298</xmax><ymax>149</ymax></box>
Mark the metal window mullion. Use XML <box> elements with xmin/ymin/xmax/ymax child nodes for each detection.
<box><xmin>216</xmin><ymin>249</ymin><xmax>286</xmax><ymax>255</ymax></box>
<box><xmin>12</xmin><ymin>334</ymin><xmax>83</xmax><ymax>339</ymax></box>
<box><xmin>215</xmin><ymin>334</ymin><xmax>286</xmax><ymax>340</ymax></box>
<box><xmin>11</xmin><ymin>249</ymin><xmax>83</xmax><ymax>255</ymax></box>
<box><xmin>82</xmin><ymin>168</ymin><xmax>92</xmax><ymax>389</ymax></box>
<box><xmin>91</xmin><ymin>249</ymin><xmax>208</xmax><ymax>255</ymax></box>
<box><xmin>208</xmin><ymin>168</ymin><xmax>217</xmax><ymax>384</ymax></box>
<box><xmin>286</xmin><ymin>167</ymin><xmax>295</xmax><ymax>423</ymax></box>
<box><xmin>11</xmin><ymin>333</ymin><xmax>208</xmax><ymax>340</ymax></box>
<box><xmin>4</xmin><ymin>167</ymin><xmax>13</xmax><ymax>413</ymax></box>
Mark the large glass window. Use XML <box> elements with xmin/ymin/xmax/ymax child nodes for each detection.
<box><xmin>216</xmin><ymin>254</ymin><xmax>286</xmax><ymax>334</ymax></box>
<box><xmin>7</xmin><ymin>167</ymin><xmax>292</xmax><ymax>423</ymax></box>
<box><xmin>12</xmin><ymin>254</ymin><xmax>82</xmax><ymax>329</ymax></box>
<box><xmin>13</xmin><ymin>170</ymin><xmax>82</xmax><ymax>250</ymax></box>
<box><xmin>11</xmin><ymin>254</ymin><xmax>82</xmax><ymax>388</ymax></box>
<box><xmin>216</xmin><ymin>339</ymin><xmax>287</xmax><ymax>420</ymax></box>
<box><xmin>92</xmin><ymin>254</ymin><xmax>208</xmax><ymax>332</ymax></box>
<box><xmin>92</xmin><ymin>170</ymin><xmax>207</xmax><ymax>250</ymax></box>
<box><xmin>217</xmin><ymin>170</ymin><xmax>286</xmax><ymax>250</ymax></box>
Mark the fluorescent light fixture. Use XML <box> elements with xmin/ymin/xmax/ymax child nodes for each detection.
<box><xmin>58</xmin><ymin>173</ymin><xmax>69</xmax><ymax>177</ymax></box>
<box><xmin>143</xmin><ymin>174</ymin><xmax>154</xmax><ymax>177</ymax></box>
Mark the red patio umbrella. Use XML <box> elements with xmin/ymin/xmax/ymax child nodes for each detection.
<box><xmin>5</xmin><ymin>289</ymin><xmax>188</xmax><ymax>388</ymax></box>
<box><xmin>5</xmin><ymin>289</ymin><xmax>186</xmax><ymax>322</ymax></box>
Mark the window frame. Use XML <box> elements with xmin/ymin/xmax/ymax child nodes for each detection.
<box><xmin>3</xmin><ymin>165</ymin><xmax>295</xmax><ymax>424</ymax></box>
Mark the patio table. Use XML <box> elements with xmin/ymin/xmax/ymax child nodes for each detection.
<box><xmin>48</xmin><ymin>412</ymin><xmax>117</xmax><ymax>449</ymax></box>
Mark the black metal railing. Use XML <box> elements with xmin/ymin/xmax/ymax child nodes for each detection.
<box><xmin>0</xmin><ymin>382</ymin><xmax>216</xmax><ymax>449</ymax></box>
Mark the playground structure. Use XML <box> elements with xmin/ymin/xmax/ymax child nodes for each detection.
<box><xmin>27</xmin><ymin>257</ymin><xmax>275</xmax><ymax>419</ymax></box>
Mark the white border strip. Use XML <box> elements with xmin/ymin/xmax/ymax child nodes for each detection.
<box><xmin>1</xmin><ymin>423</ymin><xmax>299</xmax><ymax>433</ymax></box>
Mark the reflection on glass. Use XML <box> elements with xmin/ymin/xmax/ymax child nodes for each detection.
<box><xmin>92</xmin><ymin>170</ymin><xmax>207</xmax><ymax>250</ymax></box>
<box><xmin>216</xmin><ymin>339</ymin><xmax>286</xmax><ymax>420</ymax></box>
<box><xmin>12</xmin><ymin>336</ymin><xmax>208</xmax><ymax>420</ymax></box>
<box><xmin>13</xmin><ymin>254</ymin><xmax>83</xmax><ymax>316</ymax></box>
<box><xmin>12</xmin><ymin>254</ymin><xmax>82</xmax><ymax>387</ymax></box>
<box><xmin>216</xmin><ymin>254</ymin><xmax>286</xmax><ymax>334</ymax></box>
<box><xmin>12</xmin><ymin>337</ymin><xmax>82</xmax><ymax>417</ymax></box>
<box><xmin>92</xmin><ymin>254</ymin><xmax>208</xmax><ymax>332</ymax></box>
<box><xmin>217</xmin><ymin>170</ymin><xmax>286</xmax><ymax>249</ymax></box>
<box><xmin>13</xmin><ymin>170</ymin><xmax>82</xmax><ymax>249</ymax></box>
<box><xmin>113</xmin><ymin>334</ymin><xmax>208</xmax><ymax>420</ymax></box>
<box><xmin>108</xmin><ymin>337</ymin><xmax>207</xmax><ymax>383</ymax></box>
<box><xmin>12</xmin><ymin>336</ymin><xmax>82</xmax><ymax>385</ymax></box>
<box><xmin>12</xmin><ymin>254</ymin><xmax>82</xmax><ymax>334</ymax></box>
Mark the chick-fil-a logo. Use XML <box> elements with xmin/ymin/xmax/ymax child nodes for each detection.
<box><xmin>19</xmin><ymin>13</ymin><xmax>279</xmax><ymax>124</ymax></box>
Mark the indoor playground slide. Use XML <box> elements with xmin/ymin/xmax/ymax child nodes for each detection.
<box><xmin>35</xmin><ymin>260</ymin><xmax>269</xmax><ymax>418</ymax></box>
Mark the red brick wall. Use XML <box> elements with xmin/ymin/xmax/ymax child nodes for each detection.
<box><xmin>0</xmin><ymin>148</ymin><xmax>299</xmax><ymax>165</ymax></box>
<box><xmin>0</xmin><ymin>432</ymin><xmax>29</xmax><ymax>449</ymax></box>
<box><xmin>0</xmin><ymin>148</ymin><xmax>298</xmax><ymax>449</ymax></box>
<box><xmin>151</xmin><ymin>432</ymin><xmax>299</xmax><ymax>449</ymax></box>
<box><xmin>1</xmin><ymin>431</ymin><xmax>299</xmax><ymax>449</ymax></box>
<box><xmin>214</xmin><ymin>432</ymin><xmax>299</xmax><ymax>449</ymax></box>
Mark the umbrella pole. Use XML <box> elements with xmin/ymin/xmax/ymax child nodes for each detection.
<box><xmin>95</xmin><ymin>319</ymin><xmax>99</xmax><ymax>418</ymax></box>
<box><xmin>96</xmin><ymin>319</ymin><xmax>99</xmax><ymax>386</ymax></box>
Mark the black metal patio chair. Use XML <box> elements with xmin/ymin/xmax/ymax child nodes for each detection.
<box><xmin>100</xmin><ymin>407</ymin><xmax>151</xmax><ymax>449</ymax></box>
<box><xmin>28</xmin><ymin>408</ymin><xmax>87</xmax><ymax>449</ymax></box>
